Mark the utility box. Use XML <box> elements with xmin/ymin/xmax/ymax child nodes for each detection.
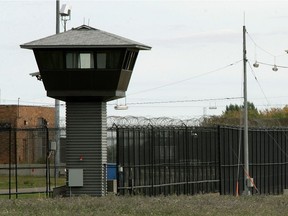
<box><xmin>107</xmin><ymin>180</ymin><xmax>117</xmax><ymax>194</ymax></box>
<box><xmin>247</xmin><ymin>177</ymin><xmax>254</xmax><ymax>188</ymax></box>
<box><xmin>68</xmin><ymin>169</ymin><xmax>83</xmax><ymax>187</ymax></box>
<box><xmin>107</xmin><ymin>163</ymin><xmax>117</xmax><ymax>180</ymax></box>
<box><xmin>50</xmin><ymin>141</ymin><xmax>57</xmax><ymax>151</ymax></box>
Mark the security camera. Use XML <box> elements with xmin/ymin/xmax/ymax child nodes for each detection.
<box><xmin>29</xmin><ymin>72</ymin><xmax>42</xmax><ymax>81</ymax></box>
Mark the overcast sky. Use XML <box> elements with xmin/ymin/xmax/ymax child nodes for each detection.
<box><xmin>1</xmin><ymin>0</ymin><xmax>288</xmax><ymax>119</ymax></box>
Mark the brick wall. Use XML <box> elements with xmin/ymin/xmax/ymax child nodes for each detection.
<box><xmin>0</xmin><ymin>105</ymin><xmax>18</xmax><ymax>127</ymax></box>
<box><xmin>0</xmin><ymin>105</ymin><xmax>55</xmax><ymax>164</ymax></box>
<box><xmin>0</xmin><ymin>129</ymin><xmax>12</xmax><ymax>164</ymax></box>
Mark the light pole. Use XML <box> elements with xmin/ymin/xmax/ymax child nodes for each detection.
<box><xmin>54</xmin><ymin>0</ymin><xmax>60</xmax><ymax>181</ymax></box>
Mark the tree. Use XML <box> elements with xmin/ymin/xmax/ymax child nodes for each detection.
<box><xmin>201</xmin><ymin>101</ymin><xmax>260</xmax><ymax>126</ymax></box>
<box><xmin>223</xmin><ymin>102</ymin><xmax>259</xmax><ymax>118</ymax></box>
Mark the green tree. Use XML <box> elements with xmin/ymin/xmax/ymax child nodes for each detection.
<box><xmin>201</xmin><ymin>101</ymin><xmax>259</xmax><ymax>126</ymax></box>
<box><xmin>223</xmin><ymin>102</ymin><xmax>259</xmax><ymax>118</ymax></box>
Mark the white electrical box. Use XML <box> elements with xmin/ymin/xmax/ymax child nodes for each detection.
<box><xmin>247</xmin><ymin>178</ymin><xmax>254</xmax><ymax>188</ymax></box>
<box><xmin>50</xmin><ymin>141</ymin><xmax>57</xmax><ymax>151</ymax></box>
<box><xmin>68</xmin><ymin>169</ymin><xmax>83</xmax><ymax>187</ymax></box>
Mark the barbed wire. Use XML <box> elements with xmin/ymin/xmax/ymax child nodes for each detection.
<box><xmin>107</xmin><ymin>116</ymin><xmax>203</xmax><ymax>127</ymax></box>
<box><xmin>46</xmin><ymin>115</ymin><xmax>288</xmax><ymax>128</ymax></box>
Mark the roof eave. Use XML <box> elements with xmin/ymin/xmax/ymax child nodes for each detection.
<box><xmin>20</xmin><ymin>44</ymin><xmax>151</xmax><ymax>50</ymax></box>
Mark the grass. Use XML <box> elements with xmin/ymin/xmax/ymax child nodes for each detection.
<box><xmin>0</xmin><ymin>175</ymin><xmax>66</xmax><ymax>199</ymax></box>
<box><xmin>0</xmin><ymin>194</ymin><xmax>288</xmax><ymax>215</ymax></box>
<box><xmin>0</xmin><ymin>175</ymin><xmax>66</xmax><ymax>190</ymax></box>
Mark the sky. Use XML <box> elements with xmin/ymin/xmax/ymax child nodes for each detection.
<box><xmin>1</xmin><ymin>0</ymin><xmax>288</xmax><ymax>120</ymax></box>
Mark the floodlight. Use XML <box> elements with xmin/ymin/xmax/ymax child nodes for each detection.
<box><xmin>114</xmin><ymin>105</ymin><xmax>128</xmax><ymax>110</ymax></box>
<box><xmin>59</xmin><ymin>4</ymin><xmax>72</xmax><ymax>32</ymax></box>
<box><xmin>253</xmin><ymin>61</ymin><xmax>259</xmax><ymax>68</ymax></box>
<box><xmin>60</xmin><ymin>4</ymin><xmax>71</xmax><ymax>16</ymax></box>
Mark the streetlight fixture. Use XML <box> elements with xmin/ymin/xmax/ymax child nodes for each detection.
<box><xmin>253</xmin><ymin>61</ymin><xmax>259</xmax><ymax>68</ymax></box>
<box><xmin>60</xmin><ymin>4</ymin><xmax>71</xmax><ymax>32</ymax></box>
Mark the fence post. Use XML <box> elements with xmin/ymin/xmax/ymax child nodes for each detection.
<box><xmin>185</xmin><ymin>125</ymin><xmax>189</xmax><ymax>195</ymax></box>
<box><xmin>44</xmin><ymin>119</ymin><xmax>50</xmax><ymax>198</ymax></box>
<box><xmin>217</xmin><ymin>125</ymin><xmax>222</xmax><ymax>195</ymax></box>
<box><xmin>116</xmin><ymin>126</ymin><xmax>121</xmax><ymax>195</ymax></box>
<box><xmin>14</xmin><ymin>128</ymin><xmax>18</xmax><ymax>198</ymax></box>
<box><xmin>8</xmin><ymin>127</ymin><xmax>11</xmax><ymax>199</ymax></box>
<box><xmin>150</xmin><ymin>125</ymin><xmax>154</xmax><ymax>196</ymax></box>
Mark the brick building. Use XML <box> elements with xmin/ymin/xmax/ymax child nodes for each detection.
<box><xmin>0</xmin><ymin>105</ymin><xmax>55</xmax><ymax>164</ymax></box>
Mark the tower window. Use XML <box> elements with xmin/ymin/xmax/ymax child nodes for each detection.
<box><xmin>123</xmin><ymin>51</ymin><xmax>138</xmax><ymax>70</ymax></box>
<box><xmin>66</xmin><ymin>52</ymin><xmax>94</xmax><ymax>69</ymax></box>
<box><xmin>96</xmin><ymin>53</ymin><xmax>107</xmax><ymax>69</ymax></box>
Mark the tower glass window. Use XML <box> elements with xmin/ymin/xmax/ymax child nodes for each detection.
<box><xmin>66</xmin><ymin>52</ymin><xmax>94</xmax><ymax>69</ymax></box>
<box><xmin>123</xmin><ymin>51</ymin><xmax>138</xmax><ymax>70</ymax></box>
<box><xmin>79</xmin><ymin>53</ymin><xmax>94</xmax><ymax>68</ymax></box>
<box><xmin>66</xmin><ymin>53</ymin><xmax>77</xmax><ymax>68</ymax></box>
<box><xmin>96</xmin><ymin>53</ymin><xmax>106</xmax><ymax>69</ymax></box>
<box><xmin>36</xmin><ymin>50</ymin><xmax>64</xmax><ymax>70</ymax></box>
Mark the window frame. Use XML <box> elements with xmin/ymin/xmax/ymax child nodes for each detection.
<box><xmin>65</xmin><ymin>51</ymin><xmax>94</xmax><ymax>69</ymax></box>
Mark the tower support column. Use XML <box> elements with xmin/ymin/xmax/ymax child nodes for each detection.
<box><xmin>66</xmin><ymin>101</ymin><xmax>107</xmax><ymax>196</ymax></box>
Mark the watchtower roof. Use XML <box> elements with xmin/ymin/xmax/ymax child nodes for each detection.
<box><xmin>20</xmin><ymin>25</ymin><xmax>151</xmax><ymax>50</ymax></box>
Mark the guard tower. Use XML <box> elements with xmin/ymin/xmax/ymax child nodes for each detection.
<box><xmin>21</xmin><ymin>25</ymin><xmax>151</xmax><ymax>196</ymax></box>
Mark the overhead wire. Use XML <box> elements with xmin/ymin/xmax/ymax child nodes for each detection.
<box><xmin>246</xmin><ymin>30</ymin><xmax>286</xmax><ymax>58</ymax></box>
<box><xmin>247</xmin><ymin>59</ymin><xmax>288</xmax><ymax>163</ymax></box>
<box><xmin>254</xmin><ymin>61</ymin><xmax>288</xmax><ymax>69</ymax></box>
<box><xmin>247</xmin><ymin>60</ymin><xmax>271</xmax><ymax>105</ymax></box>
<box><xmin>126</xmin><ymin>96</ymin><xmax>243</xmax><ymax>105</ymax></box>
<box><xmin>128</xmin><ymin>59</ymin><xmax>243</xmax><ymax>96</ymax></box>
<box><xmin>246</xmin><ymin>30</ymin><xmax>288</xmax><ymax>69</ymax></box>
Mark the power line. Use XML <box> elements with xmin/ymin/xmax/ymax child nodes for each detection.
<box><xmin>128</xmin><ymin>59</ymin><xmax>243</xmax><ymax>96</ymax></box>
<box><xmin>246</xmin><ymin>29</ymin><xmax>288</xmax><ymax>69</ymax></box>
<box><xmin>126</xmin><ymin>96</ymin><xmax>243</xmax><ymax>105</ymax></box>
<box><xmin>0</xmin><ymin>98</ymin><xmax>65</xmax><ymax>107</ymax></box>
<box><xmin>247</xmin><ymin>60</ymin><xmax>271</xmax><ymax>105</ymax></box>
<box><xmin>246</xmin><ymin>30</ymin><xmax>286</xmax><ymax>58</ymax></box>
<box><xmin>254</xmin><ymin>61</ymin><xmax>288</xmax><ymax>69</ymax></box>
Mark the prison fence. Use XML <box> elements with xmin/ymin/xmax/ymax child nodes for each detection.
<box><xmin>1</xmin><ymin>122</ymin><xmax>288</xmax><ymax>197</ymax></box>
<box><xmin>116</xmin><ymin>125</ymin><xmax>288</xmax><ymax>196</ymax></box>
<box><xmin>0</xmin><ymin>125</ymin><xmax>66</xmax><ymax>198</ymax></box>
